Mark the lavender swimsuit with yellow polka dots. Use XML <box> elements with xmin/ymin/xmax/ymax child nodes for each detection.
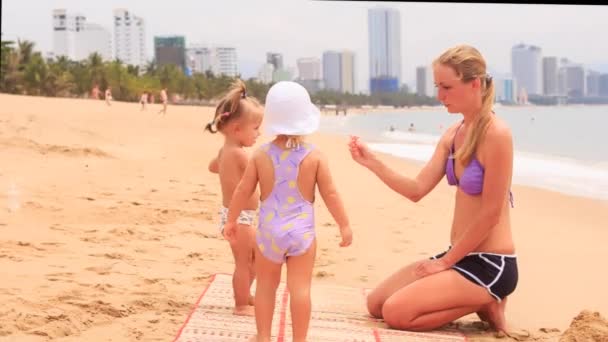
<box><xmin>256</xmin><ymin>142</ymin><xmax>316</xmax><ymax>264</ymax></box>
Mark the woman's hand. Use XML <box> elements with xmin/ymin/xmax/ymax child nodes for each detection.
<box><xmin>348</xmin><ymin>136</ymin><xmax>379</xmax><ymax>170</ymax></box>
<box><xmin>414</xmin><ymin>258</ymin><xmax>450</xmax><ymax>278</ymax></box>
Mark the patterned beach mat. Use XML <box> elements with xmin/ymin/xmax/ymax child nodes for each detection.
<box><xmin>174</xmin><ymin>273</ymin><xmax>466</xmax><ymax>342</ymax></box>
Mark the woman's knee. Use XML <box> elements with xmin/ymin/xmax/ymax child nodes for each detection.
<box><xmin>382</xmin><ymin>297</ymin><xmax>415</xmax><ymax>330</ymax></box>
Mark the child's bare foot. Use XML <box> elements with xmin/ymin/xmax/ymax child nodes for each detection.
<box><xmin>248</xmin><ymin>294</ymin><xmax>255</xmax><ymax>306</ymax></box>
<box><xmin>233</xmin><ymin>305</ymin><xmax>255</xmax><ymax>316</ymax></box>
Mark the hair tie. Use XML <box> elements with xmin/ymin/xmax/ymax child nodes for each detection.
<box><xmin>241</xmin><ymin>91</ymin><xmax>247</xmax><ymax>99</ymax></box>
<box><xmin>219</xmin><ymin>111</ymin><xmax>230</xmax><ymax>120</ymax></box>
<box><xmin>485</xmin><ymin>73</ymin><xmax>493</xmax><ymax>84</ymax></box>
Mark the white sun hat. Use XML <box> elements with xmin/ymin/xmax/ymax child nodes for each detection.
<box><xmin>263</xmin><ymin>81</ymin><xmax>320</xmax><ymax>136</ymax></box>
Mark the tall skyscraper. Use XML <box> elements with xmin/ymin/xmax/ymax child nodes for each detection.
<box><xmin>340</xmin><ymin>51</ymin><xmax>355</xmax><ymax>94</ymax></box>
<box><xmin>542</xmin><ymin>56</ymin><xmax>559</xmax><ymax>96</ymax></box>
<box><xmin>52</xmin><ymin>9</ymin><xmax>112</xmax><ymax>61</ymax></box>
<box><xmin>321</xmin><ymin>50</ymin><xmax>355</xmax><ymax>94</ymax></box>
<box><xmin>323</xmin><ymin>51</ymin><xmax>341</xmax><ymax>92</ymax></box>
<box><xmin>154</xmin><ymin>36</ymin><xmax>186</xmax><ymax>70</ymax></box>
<box><xmin>511</xmin><ymin>43</ymin><xmax>542</xmax><ymax>96</ymax></box>
<box><xmin>368</xmin><ymin>7</ymin><xmax>402</xmax><ymax>93</ymax></box>
<box><xmin>113</xmin><ymin>9</ymin><xmax>146</xmax><ymax>69</ymax></box>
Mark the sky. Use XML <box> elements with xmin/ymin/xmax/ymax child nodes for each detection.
<box><xmin>2</xmin><ymin>1</ymin><xmax>607</xmax><ymax>93</ymax></box>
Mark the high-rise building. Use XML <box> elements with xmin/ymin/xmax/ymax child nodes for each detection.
<box><xmin>266</xmin><ymin>52</ymin><xmax>284</xmax><ymax>71</ymax></box>
<box><xmin>561</xmin><ymin>64</ymin><xmax>586</xmax><ymax>97</ymax></box>
<box><xmin>257</xmin><ymin>63</ymin><xmax>274</xmax><ymax>84</ymax></box>
<box><xmin>297</xmin><ymin>57</ymin><xmax>321</xmax><ymax>81</ymax></box>
<box><xmin>154</xmin><ymin>36</ymin><xmax>186</xmax><ymax>70</ymax></box>
<box><xmin>186</xmin><ymin>46</ymin><xmax>213</xmax><ymax>74</ymax></box>
<box><xmin>368</xmin><ymin>7</ymin><xmax>402</xmax><ymax>93</ymax></box>
<box><xmin>511</xmin><ymin>43</ymin><xmax>542</xmax><ymax>96</ymax></box>
<box><xmin>321</xmin><ymin>50</ymin><xmax>355</xmax><ymax>94</ymax></box>
<box><xmin>599</xmin><ymin>74</ymin><xmax>608</xmax><ymax>97</ymax></box>
<box><xmin>113</xmin><ymin>9</ymin><xmax>146</xmax><ymax>69</ymax></box>
<box><xmin>186</xmin><ymin>46</ymin><xmax>238</xmax><ymax>77</ymax></box>
<box><xmin>494</xmin><ymin>74</ymin><xmax>517</xmax><ymax>103</ymax></box>
<box><xmin>340</xmin><ymin>51</ymin><xmax>355</xmax><ymax>94</ymax></box>
<box><xmin>586</xmin><ymin>71</ymin><xmax>600</xmax><ymax>97</ymax></box>
<box><xmin>415</xmin><ymin>66</ymin><xmax>433</xmax><ymax>97</ymax></box>
<box><xmin>323</xmin><ymin>51</ymin><xmax>341</xmax><ymax>92</ymax></box>
<box><xmin>542</xmin><ymin>56</ymin><xmax>559</xmax><ymax>96</ymax></box>
<box><xmin>52</xmin><ymin>9</ymin><xmax>112</xmax><ymax>61</ymax></box>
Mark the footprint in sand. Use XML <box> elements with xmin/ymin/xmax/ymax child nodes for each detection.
<box><xmin>315</xmin><ymin>271</ymin><xmax>333</xmax><ymax>278</ymax></box>
<box><xmin>85</xmin><ymin>265</ymin><xmax>115</xmax><ymax>275</ymax></box>
<box><xmin>41</xmin><ymin>242</ymin><xmax>64</xmax><ymax>247</ymax></box>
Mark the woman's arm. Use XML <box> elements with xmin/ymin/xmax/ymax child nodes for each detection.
<box><xmin>349</xmin><ymin>132</ymin><xmax>452</xmax><ymax>202</ymax></box>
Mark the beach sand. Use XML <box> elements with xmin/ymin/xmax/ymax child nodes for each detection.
<box><xmin>1</xmin><ymin>94</ymin><xmax>607</xmax><ymax>341</ymax></box>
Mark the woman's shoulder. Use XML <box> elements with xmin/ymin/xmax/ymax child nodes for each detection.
<box><xmin>485</xmin><ymin>115</ymin><xmax>512</xmax><ymax>140</ymax></box>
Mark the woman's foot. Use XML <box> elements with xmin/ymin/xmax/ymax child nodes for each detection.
<box><xmin>248</xmin><ymin>294</ymin><xmax>255</xmax><ymax>306</ymax></box>
<box><xmin>476</xmin><ymin>298</ymin><xmax>507</xmax><ymax>332</ymax></box>
<box><xmin>234</xmin><ymin>305</ymin><xmax>255</xmax><ymax>316</ymax></box>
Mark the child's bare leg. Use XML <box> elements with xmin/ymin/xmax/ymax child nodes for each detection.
<box><xmin>230</xmin><ymin>224</ymin><xmax>256</xmax><ymax>315</ymax></box>
<box><xmin>248</xmin><ymin>241</ymin><xmax>256</xmax><ymax>305</ymax></box>
<box><xmin>286</xmin><ymin>239</ymin><xmax>316</xmax><ymax>342</ymax></box>
<box><xmin>253</xmin><ymin>244</ymin><xmax>282</xmax><ymax>341</ymax></box>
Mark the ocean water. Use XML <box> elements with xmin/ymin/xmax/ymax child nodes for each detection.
<box><xmin>318</xmin><ymin>105</ymin><xmax>608</xmax><ymax>201</ymax></box>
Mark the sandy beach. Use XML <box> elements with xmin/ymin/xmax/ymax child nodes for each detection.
<box><xmin>1</xmin><ymin>94</ymin><xmax>607</xmax><ymax>341</ymax></box>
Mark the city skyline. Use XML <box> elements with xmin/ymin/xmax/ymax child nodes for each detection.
<box><xmin>2</xmin><ymin>1</ymin><xmax>607</xmax><ymax>93</ymax></box>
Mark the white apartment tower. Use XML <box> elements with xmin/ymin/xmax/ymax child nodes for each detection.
<box><xmin>53</xmin><ymin>9</ymin><xmax>111</xmax><ymax>61</ymax></box>
<box><xmin>113</xmin><ymin>9</ymin><xmax>146</xmax><ymax>69</ymax></box>
<box><xmin>511</xmin><ymin>43</ymin><xmax>542</xmax><ymax>96</ymax></box>
<box><xmin>186</xmin><ymin>46</ymin><xmax>238</xmax><ymax>77</ymax></box>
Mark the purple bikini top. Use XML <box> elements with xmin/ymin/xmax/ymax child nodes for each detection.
<box><xmin>445</xmin><ymin>122</ymin><xmax>514</xmax><ymax>207</ymax></box>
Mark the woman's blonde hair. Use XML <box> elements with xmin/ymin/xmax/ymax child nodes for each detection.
<box><xmin>205</xmin><ymin>79</ymin><xmax>261</xmax><ymax>134</ymax></box>
<box><xmin>433</xmin><ymin>45</ymin><xmax>495</xmax><ymax>165</ymax></box>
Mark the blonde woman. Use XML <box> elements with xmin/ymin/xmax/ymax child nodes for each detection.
<box><xmin>349</xmin><ymin>44</ymin><xmax>517</xmax><ymax>334</ymax></box>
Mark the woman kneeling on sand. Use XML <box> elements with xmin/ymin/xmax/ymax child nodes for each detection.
<box><xmin>349</xmin><ymin>44</ymin><xmax>518</xmax><ymax>333</ymax></box>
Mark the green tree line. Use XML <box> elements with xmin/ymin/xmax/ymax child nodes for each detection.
<box><xmin>1</xmin><ymin>39</ymin><xmax>439</xmax><ymax>107</ymax></box>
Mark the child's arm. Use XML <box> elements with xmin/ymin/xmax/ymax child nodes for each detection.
<box><xmin>316</xmin><ymin>152</ymin><xmax>352</xmax><ymax>246</ymax></box>
<box><xmin>208</xmin><ymin>149</ymin><xmax>221</xmax><ymax>174</ymax></box>
<box><xmin>224</xmin><ymin>151</ymin><xmax>259</xmax><ymax>241</ymax></box>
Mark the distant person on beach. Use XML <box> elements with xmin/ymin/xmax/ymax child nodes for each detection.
<box><xmin>389</xmin><ymin>125</ymin><xmax>396</xmax><ymax>132</ymax></box>
<box><xmin>349</xmin><ymin>44</ymin><xmax>518</xmax><ymax>335</ymax></box>
<box><xmin>104</xmin><ymin>87</ymin><xmax>112</xmax><ymax>106</ymax></box>
<box><xmin>158</xmin><ymin>87</ymin><xmax>168</xmax><ymax>115</ymax></box>
<box><xmin>408</xmin><ymin>123</ymin><xmax>415</xmax><ymax>132</ymax></box>
<box><xmin>140</xmin><ymin>92</ymin><xmax>148</xmax><ymax>111</ymax></box>
<box><xmin>91</xmin><ymin>84</ymin><xmax>100</xmax><ymax>100</ymax></box>
<box><xmin>205</xmin><ymin>79</ymin><xmax>264</xmax><ymax>316</ymax></box>
<box><xmin>223</xmin><ymin>81</ymin><xmax>352</xmax><ymax>342</ymax></box>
